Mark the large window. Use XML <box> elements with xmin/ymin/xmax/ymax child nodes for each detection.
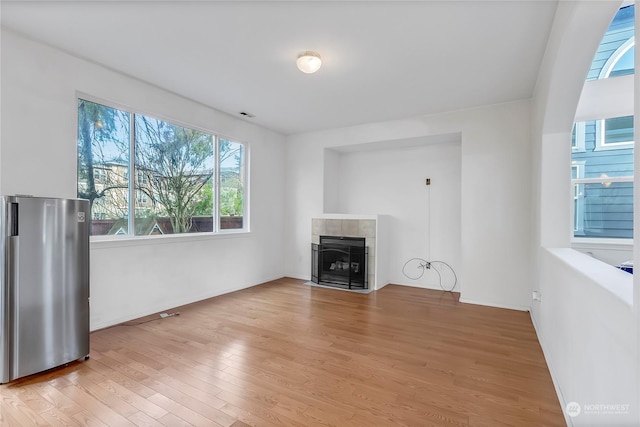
<box><xmin>571</xmin><ymin>4</ymin><xmax>634</xmax><ymax>240</ymax></box>
<box><xmin>572</xmin><ymin>117</ymin><xmax>634</xmax><ymax>239</ymax></box>
<box><xmin>77</xmin><ymin>98</ymin><xmax>247</xmax><ymax>236</ymax></box>
<box><xmin>600</xmin><ymin>115</ymin><xmax>634</xmax><ymax>147</ymax></box>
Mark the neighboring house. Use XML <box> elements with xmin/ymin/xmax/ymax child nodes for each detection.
<box><xmin>79</xmin><ymin>160</ymin><xmax>212</xmax><ymax>219</ymax></box>
<box><xmin>78</xmin><ymin>161</ymin><xmax>156</xmax><ymax>220</ymax></box>
<box><xmin>79</xmin><ymin>160</ymin><xmax>243</xmax><ymax>235</ymax></box>
<box><xmin>572</xmin><ymin>4</ymin><xmax>635</xmax><ymax>238</ymax></box>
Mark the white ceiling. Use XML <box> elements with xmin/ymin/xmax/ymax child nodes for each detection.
<box><xmin>1</xmin><ymin>1</ymin><xmax>558</xmax><ymax>135</ymax></box>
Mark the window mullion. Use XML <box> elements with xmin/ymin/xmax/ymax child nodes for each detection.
<box><xmin>129</xmin><ymin>112</ymin><xmax>136</xmax><ymax>235</ymax></box>
<box><xmin>214</xmin><ymin>136</ymin><xmax>220</xmax><ymax>232</ymax></box>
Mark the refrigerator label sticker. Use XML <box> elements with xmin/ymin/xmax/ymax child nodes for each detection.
<box><xmin>78</xmin><ymin>212</ymin><xmax>86</xmax><ymax>223</ymax></box>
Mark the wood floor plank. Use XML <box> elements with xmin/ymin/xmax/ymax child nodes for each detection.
<box><xmin>59</xmin><ymin>383</ymin><xmax>137</xmax><ymax>427</ymax></box>
<box><xmin>97</xmin><ymin>379</ymin><xmax>169</xmax><ymax>419</ymax></box>
<box><xmin>218</xmin><ymin>401</ymin><xmax>283</xmax><ymax>427</ymax></box>
<box><xmin>155</xmin><ymin>411</ymin><xmax>194</xmax><ymax>427</ymax></box>
<box><xmin>147</xmin><ymin>392</ymin><xmax>225</xmax><ymax>426</ymax></box>
<box><xmin>37</xmin><ymin>406</ymin><xmax>83</xmax><ymax>427</ymax></box>
<box><xmin>71</xmin><ymin>409</ymin><xmax>109</xmax><ymax>427</ymax></box>
<box><xmin>0</xmin><ymin>391</ymin><xmax>52</xmax><ymax>426</ymax></box>
<box><xmin>127</xmin><ymin>410</ymin><xmax>166</xmax><ymax>427</ymax></box>
<box><xmin>0</xmin><ymin>279</ymin><xmax>564</xmax><ymax>426</ymax></box>
<box><xmin>33</xmin><ymin>383</ymin><xmax>86</xmax><ymax>418</ymax></box>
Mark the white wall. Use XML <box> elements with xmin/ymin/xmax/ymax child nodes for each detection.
<box><xmin>531</xmin><ymin>1</ymin><xmax>639</xmax><ymax>425</ymax></box>
<box><xmin>285</xmin><ymin>100</ymin><xmax>533</xmax><ymax>310</ymax></box>
<box><xmin>538</xmin><ymin>249</ymin><xmax>635</xmax><ymax>426</ymax></box>
<box><xmin>1</xmin><ymin>29</ymin><xmax>287</xmax><ymax>330</ymax></box>
<box><xmin>326</xmin><ymin>140</ymin><xmax>462</xmax><ymax>291</ymax></box>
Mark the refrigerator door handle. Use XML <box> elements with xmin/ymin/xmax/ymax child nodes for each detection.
<box><xmin>1</xmin><ymin>235</ymin><xmax>18</xmax><ymax>383</ymax></box>
<box><xmin>7</xmin><ymin>236</ymin><xmax>19</xmax><ymax>381</ymax></box>
<box><xmin>8</xmin><ymin>203</ymin><xmax>18</xmax><ymax>236</ymax></box>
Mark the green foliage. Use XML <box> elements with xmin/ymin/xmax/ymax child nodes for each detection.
<box><xmin>135</xmin><ymin>116</ymin><xmax>214</xmax><ymax>233</ymax></box>
<box><xmin>193</xmin><ymin>182</ymin><xmax>214</xmax><ymax>216</ymax></box>
<box><xmin>78</xmin><ymin>100</ymin><xmax>244</xmax><ymax>234</ymax></box>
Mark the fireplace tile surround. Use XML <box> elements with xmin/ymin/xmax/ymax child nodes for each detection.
<box><xmin>311</xmin><ymin>214</ymin><xmax>389</xmax><ymax>290</ymax></box>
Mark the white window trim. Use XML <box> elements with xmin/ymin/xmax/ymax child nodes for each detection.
<box><xmin>136</xmin><ymin>190</ymin><xmax>148</xmax><ymax>204</ymax></box>
<box><xmin>90</xmin><ymin>228</ymin><xmax>251</xmax><ymax>248</ymax></box>
<box><xmin>598</xmin><ymin>36</ymin><xmax>635</xmax><ymax>79</ymax></box>
<box><xmin>77</xmin><ymin>93</ymin><xmax>250</xmax><ymax>239</ymax></box>
<box><xmin>572</xmin><ymin>238</ymin><xmax>633</xmax><ymax>247</ymax></box>
<box><xmin>572</xmin><ymin>121</ymin><xmax>586</xmax><ymax>152</ymax></box>
<box><xmin>572</xmin><ymin>176</ymin><xmax>634</xmax><ymax>185</ymax></box>
<box><xmin>594</xmin><ymin>117</ymin><xmax>634</xmax><ymax>151</ymax></box>
<box><xmin>571</xmin><ymin>162</ymin><xmax>634</xmax><ymax>241</ymax></box>
<box><xmin>571</xmin><ymin>161</ymin><xmax>586</xmax><ymax>234</ymax></box>
<box><xmin>150</xmin><ymin>223</ymin><xmax>164</xmax><ymax>235</ymax></box>
<box><xmin>571</xmin><ymin>236</ymin><xmax>634</xmax><ymax>245</ymax></box>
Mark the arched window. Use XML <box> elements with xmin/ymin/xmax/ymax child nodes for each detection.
<box><xmin>599</xmin><ymin>37</ymin><xmax>635</xmax><ymax>79</ymax></box>
<box><xmin>585</xmin><ymin>4</ymin><xmax>635</xmax><ymax>81</ymax></box>
<box><xmin>571</xmin><ymin>4</ymin><xmax>634</xmax><ymax>240</ymax></box>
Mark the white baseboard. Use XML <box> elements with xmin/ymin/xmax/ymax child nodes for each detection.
<box><xmin>530</xmin><ymin>312</ymin><xmax>572</xmax><ymax>427</ymax></box>
<box><xmin>286</xmin><ymin>273</ymin><xmax>310</xmax><ymax>281</ymax></box>
<box><xmin>90</xmin><ymin>273</ymin><xmax>285</xmax><ymax>332</ymax></box>
<box><xmin>390</xmin><ymin>281</ymin><xmax>460</xmax><ymax>292</ymax></box>
<box><xmin>374</xmin><ymin>281</ymin><xmax>391</xmax><ymax>290</ymax></box>
<box><xmin>458</xmin><ymin>297</ymin><xmax>530</xmax><ymax>312</ymax></box>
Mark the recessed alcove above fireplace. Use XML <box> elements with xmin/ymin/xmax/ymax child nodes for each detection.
<box><xmin>311</xmin><ymin>214</ymin><xmax>390</xmax><ymax>290</ymax></box>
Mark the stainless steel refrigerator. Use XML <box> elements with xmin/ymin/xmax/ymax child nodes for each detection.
<box><xmin>0</xmin><ymin>196</ymin><xmax>90</xmax><ymax>383</ymax></box>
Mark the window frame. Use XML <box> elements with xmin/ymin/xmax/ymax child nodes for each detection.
<box><xmin>76</xmin><ymin>94</ymin><xmax>250</xmax><ymax>239</ymax></box>
<box><xmin>594</xmin><ymin>115</ymin><xmax>635</xmax><ymax>151</ymax></box>
<box><xmin>571</xmin><ymin>115</ymin><xmax>634</xmax><ymax>241</ymax></box>
<box><xmin>572</xmin><ymin>122</ymin><xmax>586</xmax><ymax>152</ymax></box>
<box><xmin>571</xmin><ymin>161</ymin><xmax>586</xmax><ymax>234</ymax></box>
<box><xmin>598</xmin><ymin>36</ymin><xmax>635</xmax><ymax>79</ymax></box>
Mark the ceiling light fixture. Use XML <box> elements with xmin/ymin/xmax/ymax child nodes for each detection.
<box><xmin>296</xmin><ymin>51</ymin><xmax>322</xmax><ymax>74</ymax></box>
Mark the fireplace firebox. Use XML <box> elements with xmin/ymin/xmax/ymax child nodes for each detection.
<box><xmin>311</xmin><ymin>236</ymin><xmax>368</xmax><ymax>289</ymax></box>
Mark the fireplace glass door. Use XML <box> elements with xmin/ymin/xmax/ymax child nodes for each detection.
<box><xmin>311</xmin><ymin>236</ymin><xmax>368</xmax><ymax>289</ymax></box>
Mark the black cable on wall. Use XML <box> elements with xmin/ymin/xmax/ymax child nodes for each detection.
<box><xmin>402</xmin><ymin>258</ymin><xmax>457</xmax><ymax>292</ymax></box>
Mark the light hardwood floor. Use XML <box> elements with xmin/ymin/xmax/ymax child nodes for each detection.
<box><xmin>0</xmin><ymin>278</ymin><xmax>565</xmax><ymax>426</ymax></box>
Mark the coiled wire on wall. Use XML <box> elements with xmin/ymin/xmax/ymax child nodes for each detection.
<box><xmin>402</xmin><ymin>258</ymin><xmax>457</xmax><ymax>292</ymax></box>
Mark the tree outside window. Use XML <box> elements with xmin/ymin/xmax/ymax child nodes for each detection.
<box><xmin>77</xmin><ymin>98</ymin><xmax>247</xmax><ymax>236</ymax></box>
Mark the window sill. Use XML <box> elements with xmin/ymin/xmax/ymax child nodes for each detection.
<box><xmin>90</xmin><ymin>229</ymin><xmax>251</xmax><ymax>249</ymax></box>
<box><xmin>593</xmin><ymin>142</ymin><xmax>634</xmax><ymax>151</ymax></box>
<box><xmin>546</xmin><ymin>247</ymin><xmax>633</xmax><ymax>307</ymax></box>
<box><xmin>571</xmin><ymin>237</ymin><xmax>632</xmax><ymax>248</ymax></box>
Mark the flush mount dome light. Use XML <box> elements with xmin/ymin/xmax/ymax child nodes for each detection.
<box><xmin>296</xmin><ymin>51</ymin><xmax>322</xmax><ymax>74</ymax></box>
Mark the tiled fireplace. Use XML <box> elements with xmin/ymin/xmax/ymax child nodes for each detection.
<box><xmin>312</xmin><ymin>235</ymin><xmax>369</xmax><ymax>289</ymax></box>
<box><xmin>311</xmin><ymin>214</ymin><xmax>390</xmax><ymax>290</ymax></box>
